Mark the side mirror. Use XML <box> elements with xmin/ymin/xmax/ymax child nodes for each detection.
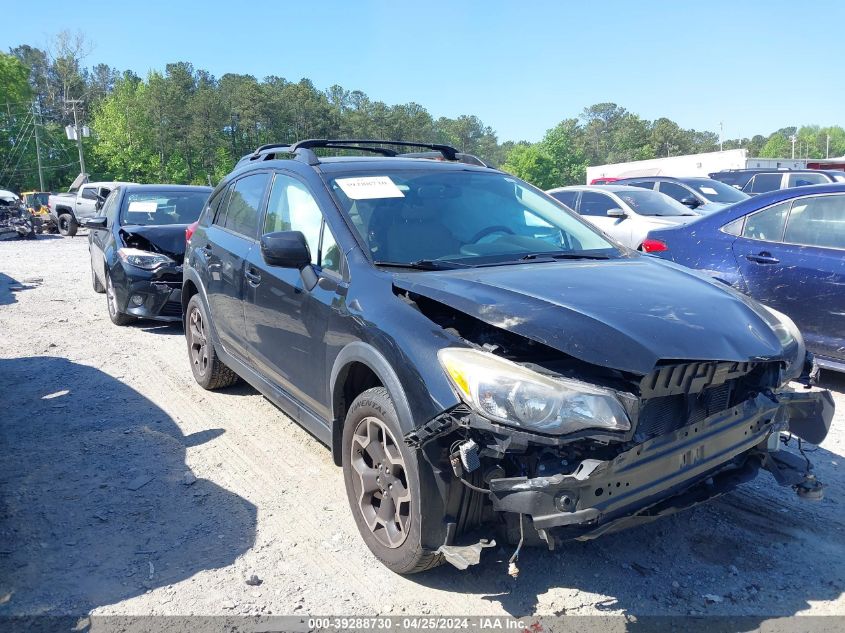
<box><xmin>607</xmin><ymin>208</ymin><xmax>627</xmax><ymax>218</ymax></box>
<box><xmin>82</xmin><ymin>217</ymin><xmax>108</xmax><ymax>230</ymax></box>
<box><xmin>680</xmin><ymin>196</ymin><xmax>701</xmax><ymax>208</ymax></box>
<box><xmin>260</xmin><ymin>231</ymin><xmax>311</xmax><ymax>269</ymax></box>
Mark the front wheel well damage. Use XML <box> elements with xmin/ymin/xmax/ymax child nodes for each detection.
<box><xmin>331</xmin><ymin>361</ymin><xmax>383</xmax><ymax>465</ymax></box>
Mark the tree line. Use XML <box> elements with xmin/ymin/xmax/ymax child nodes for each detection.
<box><xmin>2</xmin><ymin>32</ymin><xmax>844</xmax><ymax>193</ymax></box>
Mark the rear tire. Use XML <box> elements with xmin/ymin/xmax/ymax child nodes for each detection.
<box><xmin>105</xmin><ymin>273</ymin><xmax>133</xmax><ymax>326</ymax></box>
<box><xmin>185</xmin><ymin>294</ymin><xmax>239</xmax><ymax>389</ymax></box>
<box><xmin>342</xmin><ymin>387</ymin><xmax>445</xmax><ymax>574</ymax></box>
<box><xmin>58</xmin><ymin>213</ymin><xmax>77</xmax><ymax>237</ymax></box>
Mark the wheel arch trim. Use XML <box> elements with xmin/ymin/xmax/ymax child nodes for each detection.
<box><xmin>329</xmin><ymin>342</ymin><xmax>415</xmax><ymax>463</ymax></box>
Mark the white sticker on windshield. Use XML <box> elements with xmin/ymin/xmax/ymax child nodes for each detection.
<box><xmin>127</xmin><ymin>201</ymin><xmax>158</xmax><ymax>213</ymax></box>
<box><xmin>336</xmin><ymin>176</ymin><xmax>404</xmax><ymax>200</ymax></box>
<box><xmin>700</xmin><ymin>186</ymin><xmax>718</xmax><ymax>196</ymax></box>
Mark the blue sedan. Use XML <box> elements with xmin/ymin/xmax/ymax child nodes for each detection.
<box><xmin>644</xmin><ymin>183</ymin><xmax>845</xmax><ymax>372</ymax></box>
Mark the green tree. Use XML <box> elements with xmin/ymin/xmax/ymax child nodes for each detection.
<box><xmin>540</xmin><ymin>119</ymin><xmax>588</xmax><ymax>185</ymax></box>
<box><xmin>759</xmin><ymin>133</ymin><xmax>791</xmax><ymax>158</ymax></box>
<box><xmin>502</xmin><ymin>145</ymin><xmax>558</xmax><ymax>189</ymax></box>
<box><xmin>0</xmin><ymin>53</ymin><xmax>32</xmax><ymax>102</ymax></box>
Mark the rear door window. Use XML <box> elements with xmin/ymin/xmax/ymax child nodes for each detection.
<box><xmin>223</xmin><ymin>173</ymin><xmax>270</xmax><ymax>238</ymax></box>
<box><xmin>657</xmin><ymin>181</ymin><xmax>694</xmax><ymax>203</ymax></box>
<box><xmin>80</xmin><ymin>186</ymin><xmax>99</xmax><ymax>201</ymax></box>
<box><xmin>746</xmin><ymin>174</ymin><xmax>783</xmax><ymax>194</ymax></box>
<box><xmin>579</xmin><ymin>191</ymin><xmax>617</xmax><ymax>216</ymax></box>
<box><xmin>786</xmin><ymin>173</ymin><xmax>828</xmax><ymax>187</ymax></box>
<box><xmin>742</xmin><ymin>201</ymin><xmax>791</xmax><ymax>242</ymax></box>
<box><xmin>783</xmin><ymin>195</ymin><xmax>845</xmax><ymax>249</ymax></box>
<box><xmin>549</xmin><ymin>190</ymin><xmax>578</xmax><ymax>209</ymax></box>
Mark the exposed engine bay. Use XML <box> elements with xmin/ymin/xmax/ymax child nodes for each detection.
<box><xmin>397</xmin><ymin>287</ymin><xmax>834</xmax><ymax>571</ymax></box>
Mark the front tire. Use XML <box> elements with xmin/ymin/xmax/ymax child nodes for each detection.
<box><xmin>185</xmin><ymin>294</ymin><xmax>239</xmax><ymax>389</ymax></box>
<box><xmin>105</xmin><ymin>273</ymin><xmax>133</xmax><ymax>326</ymax></box>
<box><xmin>342</xmin><ymin>387</ymin><xmax>444</xmax><ymax>574</ymax></box>
<box><xmin>57</xmin><ymin>213</ymin><xmax>78</xmax><ymax>237</ymax></box>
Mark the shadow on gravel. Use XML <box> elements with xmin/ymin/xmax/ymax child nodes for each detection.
<box><xmin>0</xmin><ymin>273</ymin><xmax>27</xmax><ymax>307</ymax></box>
<box><xmin>413</xmin><ymin>454</ymin><xmax>844</xmax><ymax>626</ymax></box>
<box><xmin>0</xmin><ymin>356</ymin><xmax>257</xmax><ymax>616</ymax></box>
<box><xmin>131</xmin><ymin>322</ymin><xmax>184</xmax><ymax>336</ymax></box>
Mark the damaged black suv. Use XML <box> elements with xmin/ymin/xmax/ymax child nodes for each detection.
<box><xmin>182</xmin><ymin>140</ymin><xmax>834</xmax><ymax>574</ymax></box>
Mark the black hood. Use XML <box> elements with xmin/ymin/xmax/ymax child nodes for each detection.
<box><xmin>393</xmin><ymin>256</ymin><xmax>787</xmax><ymax>375</ymax></box>
<box><xmin>119</xmin><ymin>224</ymin><xmax>188</xmax><ymax>263</ymax></box>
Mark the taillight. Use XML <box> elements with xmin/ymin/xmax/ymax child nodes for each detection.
<box><xmin>186</xmin><ymin>220</ymin><xmax>199</xmax><ymax>242</ymax></box>
<box><xmin>641</xmin><ymin>238</ymin><xmax>668</xmax><ymax>253</ymax></box>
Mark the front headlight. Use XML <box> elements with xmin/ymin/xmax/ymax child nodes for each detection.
<box><xmin>117</xmin><ymin>247</ymin><xmax>175</xmax><ymax>270</ymax></box>
<box><xmin>438</xmin><ymin>347</ymin><xmax>630</xmax><ymax>435</ymax></box>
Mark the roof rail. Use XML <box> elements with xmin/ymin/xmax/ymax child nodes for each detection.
<box><xmin>290</xmin><ymin>139</ymin><xmax>459</xmax><ymax>164</ymax></box>
<box><xmin>240</xmin><ymin>139</ymin><xmax>462</xmax><ymax>167</ymax></box>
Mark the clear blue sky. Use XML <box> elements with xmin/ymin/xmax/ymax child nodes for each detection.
<box><xmin>3</xmin><ymin>0</ymin><xmax>843</xmax><ymax>142</ymax></box>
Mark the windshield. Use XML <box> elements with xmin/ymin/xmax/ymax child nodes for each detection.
<box><xmin>119</xmin><ymin>190</ymin><xmax>208</xmax><ymax>226</ymax></box>
<box><xmin>328</xmin><ymin>170</ymin><xmax>620</xmax><ymax>266</ymax></box>
<box><xmin>685</xmin><ymin>179</ymin><xmax>749</xmax><ymax>203</ymax></box>
<box><xmin>614</xmin><ymin>189</ymin><xmax>695</xmax><ymax>216</ymax></box>
<box><xmin>25</xmin><ymin>193</ymin><xmax>50</xmax><ymax>205</ymax></box>
<box><xmin>831</xmin><ymin>172</ymin><xmax>845</xmax><ymax>183</ymax></box>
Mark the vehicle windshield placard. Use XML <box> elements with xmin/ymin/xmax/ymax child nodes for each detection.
<box><xmin>336</xmin><ymin>176</ymin><xmax>404</xmax><ymax>200</ymax></box>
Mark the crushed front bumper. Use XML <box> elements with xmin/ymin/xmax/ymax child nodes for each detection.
<box><xmin>111</xmin><ymin>263</ymin><xmax>184</xmax><ymax>322</ymax></box>
<box><xmin>123</xmin><ymin>279</ymin><xmax>183</xmax><ymax>321</ymax></box>
<box><xmin>488</xmin><ymin>388</ymin><xmax>833</xmax><ymax>542</ymax></box>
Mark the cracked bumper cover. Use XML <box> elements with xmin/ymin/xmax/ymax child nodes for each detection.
<box><xmin>488</xmin><ymin>389</ymin><xmax>834</xmax><ymax>534</ymax></box>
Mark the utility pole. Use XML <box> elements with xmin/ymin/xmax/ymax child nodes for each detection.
<box><xmin>827</xmin><ymin>134</ymin><xmax>831</xmax><ymax>159</ymax></box>
<box><xmin>31</xmin><ymin>100</ymin><xmax>45</xmax><ymax>191</ymax></box>
<box><xmin>790</xmin><ymin>134</ymin><xmax>797</xmax><ymax>159</ymax></box>
<box><xmin>719</xmin><ymin>121</ymin><xmax>724</xmax><ymax>151</ymax></box>
<box><xmin>66</xmin><ymin>99</ymin><xmax>86</xmax><ymax>177</ymax></box>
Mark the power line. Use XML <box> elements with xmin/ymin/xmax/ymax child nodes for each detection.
<box><xmin>0</xmin><ymin>111</ymin><xmax>35</xmax><ymax>178</ymax></box>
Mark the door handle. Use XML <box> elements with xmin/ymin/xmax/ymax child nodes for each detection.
<box><xmin>745</xmin><ymin>252</ymin><xmax>780</xmax><ymax>265</ymax></box>
<box><xmin>244</xmin><ymin>268</ymin><xmax>261</xmax><ymax>285</ymax></box>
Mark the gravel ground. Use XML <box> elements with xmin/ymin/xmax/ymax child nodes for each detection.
<box><xmin>1</xmin><ymin>234</ymin><xmax>844</xmax><ymax>621</ymax></box>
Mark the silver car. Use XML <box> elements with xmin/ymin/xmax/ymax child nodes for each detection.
<box><xmin>547</xmin><ymin>185</ymin><xmax>699</xmax><ymax>250</ymax></box>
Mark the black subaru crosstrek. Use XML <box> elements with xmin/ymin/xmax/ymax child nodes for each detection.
<box><xmin>182</xmin><ymin>140</ymin><xmax>833</xmax><ymax>574</ymax></box>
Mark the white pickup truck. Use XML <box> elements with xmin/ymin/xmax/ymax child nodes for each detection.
<box><xmin>48</xmin><ymin>178</ymin><xmax>135</xmax><ymax>236</ymax></box>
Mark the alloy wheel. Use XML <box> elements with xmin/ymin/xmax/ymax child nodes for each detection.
<box><xmin>349</xmin><ymin>416</ymin><xmax>411</xmax><ymax>548</ymax></box>
<box><xmin>106</xmin><ymin>276</ymin><xmax>119</xmax><ymax>316</ymax></box>
<box><xmin>189</xmin><ymin>307</ymin><xmax>209</xmax><ymax>377</ymax></box>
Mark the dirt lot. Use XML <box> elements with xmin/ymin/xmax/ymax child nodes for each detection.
<box><xmin>1</xmin><ymin>234</ymin><xmax>844</xmax><ymax>621</ymax></box>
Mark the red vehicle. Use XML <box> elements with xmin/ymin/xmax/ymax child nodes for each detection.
<box><xmin>590</xmin><ymin>177</ymin><xmax>619</xmax><ymax>185</ymax></box>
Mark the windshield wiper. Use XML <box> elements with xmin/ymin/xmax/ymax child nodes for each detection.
<box><xmin>473</xmin><ymin>251</ymin><xmax>613</xmax><ymax>267</ymax></box>
<box><xmin>522</xmin><ymin>251</ymin><xmax>611</xmax><ymax>261</ymax></box>
<box><xmin>373</xmin><ymin>259</ymin><xmax>468</xmax><ymax>270</ymax></box>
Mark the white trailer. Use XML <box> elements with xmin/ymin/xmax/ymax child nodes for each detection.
<box><xmin>586</xmin><ymin>150</ymin><xmax>808</xmax><ymax>183</ymax></box>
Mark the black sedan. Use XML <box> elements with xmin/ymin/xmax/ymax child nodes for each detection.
<box><xmin>84</xmin><ymin>184</ymin><xmax>211</xmax><ymax>325</ymax></box>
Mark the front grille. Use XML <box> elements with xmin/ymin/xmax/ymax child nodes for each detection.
<box><xmin>634</xmin><ymin>382</ymin><xmax>733</xmax><ymax>443</ymax></box>
<box><xmin>159</xmin><ymin>301</ymin><xmax>182</xmax><ymax>318</ymax></box>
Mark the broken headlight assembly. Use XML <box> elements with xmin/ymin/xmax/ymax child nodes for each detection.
<box><xmin>760</xmin><ymin>305</ymin><xmax>806</xmax><ymax>383</ymax></box>
<box><xmin>117</xmin><ymin>247</ymin><xmax>175</xmax><ymax>270</ymax></box>
<box><xmin>438</xmin><ymin>347</ymin><xmax>630</xmax><ymax>435</ymax></box>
